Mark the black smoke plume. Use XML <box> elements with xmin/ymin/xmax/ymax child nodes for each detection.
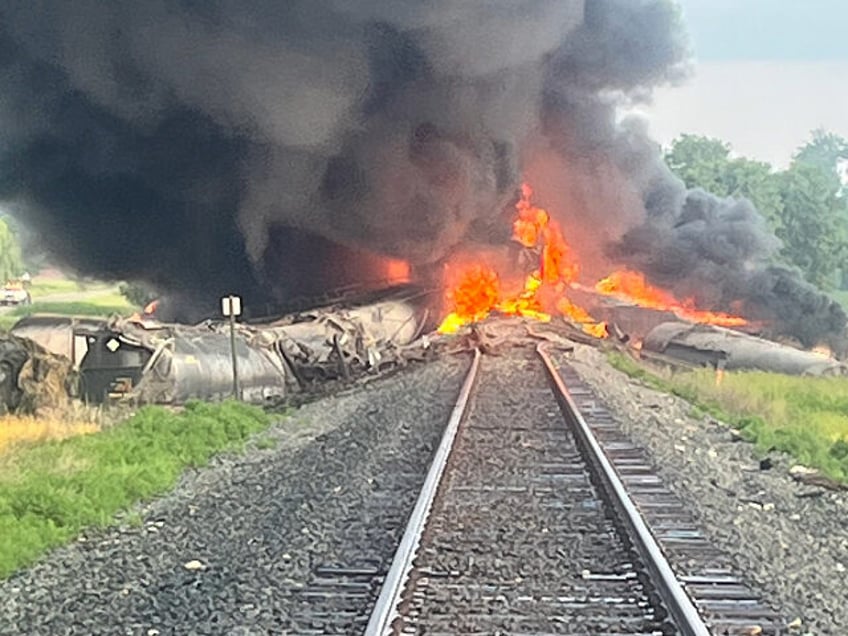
<box><xmin>0</xmin><ymin>1</ymin><xmax>843</xmax><ymax>343</ymax></box>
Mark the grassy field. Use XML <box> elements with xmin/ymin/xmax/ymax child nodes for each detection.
<box><xmin>608</xmin><ymin>353</ymin><xmax>848</xmax><ymax>482</ymax></box>
<box><xmin>0</xmin><ymin>293</ymin><xmax>134</xmax><ymax>331</ymax></box>
<box><xmin>1</xmin><ymin>269</ymin><xmax>137</xmax><ymax>331</ymax></box>
<box><xmin>0</xmin><ymin>401</ymin><xmax>271</xmax><ymax>578</ymax></box>
<box><xmin>28</xmin><ymin>278</ymin><xmax>86</xmax><ymax>298</ymax></box>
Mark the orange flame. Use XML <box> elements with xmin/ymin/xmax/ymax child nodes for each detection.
<box><xmin>438</xmin><ymin>185</ymin><xmax>605</xmax><ymax>336</ymax></box>
<box><xmin>384</xmin><ymin>259</ymin><xmax>411</xmax><ymax>284</ymax></box>
<box><xmin>438</xmin><ymin>183</ymin><xmax>750</xmax><ymax>337</ymax></box>
<box><xmin>595</xmin><ymin>270</ymin><xmax>747</xmax><ymax>327</ymax></box>
<box><xmin>514</xmin><ymin>183</ymin><xmax>579</xmax><ymax>284</ymax></box>
<box><xmin>513</xmin><ymin>183</ymin><xmax>547</xmax><ymax>248</ymax></box>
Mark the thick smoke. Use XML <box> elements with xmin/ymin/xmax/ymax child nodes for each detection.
<box><xmin>0</xmin><ymin>0</ymin><xmax>581</xmax><ymax>314</ymax></box>
<box><xmin>0</xmin><ymin>1</ymin><xmax>843</xmax><ymax>343</ymax></box>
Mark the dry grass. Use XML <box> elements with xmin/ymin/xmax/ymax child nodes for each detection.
<box><xmin>0</xmin><ymin>415</ymin><xmax>100</xmax><ymax>454</ymax></box>
<box><xmin>0</xmin><ymin>401</ymin><xmax>130</xmax><ymax>458</ymax></box>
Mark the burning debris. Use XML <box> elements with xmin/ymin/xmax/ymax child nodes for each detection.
<box><xmin>438</xmin><ymin>184</ymin><xmax>603</xmax><ymax>336</ymax></box>
<box><xmin>594</xmin><ymin>270</ymin><xmax>748</xmax><ymax>328</ymax></box>
<box><xmin>437</xmin><ymin>185</ymin><xmax>750</xmax><ymax>341</ymax></box>
<box><xmin>0</xmin><ymin>2</ymin><xmax>843</xmax><ymax>344</ymax></box>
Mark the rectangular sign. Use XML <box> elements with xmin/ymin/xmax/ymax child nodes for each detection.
<box><xmin>221</xmin><ymin>295</ymin><xmax>242</xmax><ymax>317</ymax></box>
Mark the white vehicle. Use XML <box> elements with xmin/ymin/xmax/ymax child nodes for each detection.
<box><xmin>1</xmin><ymin>280</ymin><xmax>32</xmax><ymax>306</ymax></box>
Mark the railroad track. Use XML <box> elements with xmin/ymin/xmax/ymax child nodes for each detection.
<box><xmin>365</xmin><ymin>345</ymin><xmax>786</xmax><ymax>635</ymax></box>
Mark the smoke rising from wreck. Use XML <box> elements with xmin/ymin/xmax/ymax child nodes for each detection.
<box><xmin>0</xmin><ymin>1</ymin><xmax>843</xmax><ymax>344</ymax></box>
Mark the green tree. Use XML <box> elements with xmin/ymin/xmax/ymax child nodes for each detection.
<box><xmin>0</xmin><ymin>218</ymin><xmax>24</xmax><ymax>283</ymax></box>
<box><xmin>666</xmin><ymin>131</ymin><xmax>848</xmax><ymax>289</ymax></box>
<box><xmin>665</xmin><ymin>134</ymin><xmax>732</xmax><ymax>192</ymax></box>
<box><xmin>0</xmin><ymin>213</ymin><xmax>49</xmax><ymax>273</ymax></box>
<box><xmin>775</xmin><ymin>162</ymin><xmax>847</xmax><ymax>289</ymax></box>
<box><xmin>665</xmin><ymin>134</ymin><xmax>781</xmax><ymax>223</ymax></box>
<box><xmin>792</xmin><ymin>129</ymin><xmax>848</xmax><ymax>191</ymax></box>
<box><xmin>784</xmin><ymin>132</ymin><xmax>848</xmax><ymax>289</ymax></box>
<box><xmin>119</xmin><ymin>281</ymin><xmax>157</xmax><ymax>307</ymax></box>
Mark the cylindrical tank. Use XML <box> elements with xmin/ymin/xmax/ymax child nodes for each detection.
<box><xmin>643</xmin><ymin>322</ymin><xmax>846</xmax><ymax>376</ymax></box>
<box><xmin>143</xmin><ymin>333</ymin><xmax>287</xmax><ymax>404</ymax></box>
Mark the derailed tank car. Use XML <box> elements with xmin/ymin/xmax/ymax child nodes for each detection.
<box><xmin>642</xmin><ymin>321</ymin><xmax>848</xmax><ymax>376</ymax></box>
<box><xmin>78</xmin><ymin>326</ymin><xmax>288</xmax><ymax>404</ymax></box>
<box><xmin>10</xmin><ymin>314</ymin><xmax>109</xmax><ymax>369</ymax></box>
<box><xmin>38</xmin><ymin>287</ymin><xmax>435</xmax><ymax>405</ymax></box>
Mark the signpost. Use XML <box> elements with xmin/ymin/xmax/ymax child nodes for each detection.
<box><xmin>222</xmin><ymin>295</ymin><xmax>242</xmax><ymax>400</ymax></box>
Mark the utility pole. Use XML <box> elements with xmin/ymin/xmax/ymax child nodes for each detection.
<box><xmin>222</xmin><ymin>295</ymin><xmax>242</xmax><ymax>400</ymax></box>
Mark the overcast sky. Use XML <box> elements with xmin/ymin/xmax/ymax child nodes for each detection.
<box><xmin>639</xmin><ymin>0</ymin><xmax>848</xmax><ymax>167</ymax></box>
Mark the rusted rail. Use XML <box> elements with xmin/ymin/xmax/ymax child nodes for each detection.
<box><xmin>365</xmin><ymin>348</ymin><xmax>481</xmax><ymax>634</ymax></box>
<box><xmin>536</xmin><ymin>343</ymin><xmax>708</xmax><ymax>635</ymax></box>
<box><xmin>365</xmin><ymin>344</ymin><xmax>784</xmax><ymax>635</ymax></box>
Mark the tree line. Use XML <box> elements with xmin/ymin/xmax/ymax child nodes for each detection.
<box><xmin>665</xmin><ymin>130</ymin><xmax>848</xmax><ymax>290</ymax></box>
<box><xmin>0</xmin><ymin>217</ymin><xmax>24</xmax><ymax>283</ymax></box>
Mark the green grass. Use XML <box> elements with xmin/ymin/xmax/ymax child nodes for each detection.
<box><xmin>607</xmin><ymin>352</ymin><xmax>848</xmax><ymax>482</ymax></box>
<box><xmin>13</xmin><ymin>299</ymin><xmax>131</xmax><ymax>315</ymax></box>
<box><xmin>255</xmin><ymin>435</ymin><xmax>278</xmax><ymax>450</ymax></box>
<box><xmin>0</xmin><ymin>401</ymin><xmax>271</xmax><ymax>578</ymax></box>
<box><xmin>28</xmin><ymin>278</ymin><xmax>85</xmax><ymax>298</ymax></box>
<box><xmin>0</xmin><ymin>295</ymin><xmax>134</xmax><ymax>331</ymax></box>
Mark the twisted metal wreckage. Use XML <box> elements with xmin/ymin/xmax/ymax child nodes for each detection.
<box><xmin>2</xmin><ymin>286</ymin><xmax>846</xmax><ymax>415</ymax></box>
<box><xmin>3</xmin><ymin>288</ymin><xmax>434</xmax><ymax>410</ymax></box>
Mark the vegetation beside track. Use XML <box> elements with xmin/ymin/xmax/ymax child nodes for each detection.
<box><xmin>28</xmin><ymin>278</ymin><xmax>87</xmax><ymax>298</ymax></box>
<box><xmin>0</xmin><ymin>414</ymin><xmax>102</xmax><ymax>454</ymax></box>
<box><xmin>830</xmin><ymin>289</ymin><xmax>848</xmax><ymax>313</ymax></box>
<box><xmin>607</xmin><ymin>352</ymin><xmax>848</xmax><ymax>483</ymax></box>
<box><xmin>0</xmin><ymin>294</ymin><xmax>134</xmax><ymax>331</ymax></box>
<box><xmin>0</xmin><ymin>401</ymin><xmax>271</xmax><ymax>578</ymax></box>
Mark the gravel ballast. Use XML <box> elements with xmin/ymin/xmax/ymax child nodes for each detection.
<box><xmin>561</xmin><ymin>344</ymin><xmax>848</xmax><ymax>635</ymax></box>
<box><xmin>404</xmin><ymin>351</ymin><xmax>666</xmax><ymax>634</ymax></box>
<box><xmin>0</xmin><ymin>356</ymin><xmax>470</xmax><ymax>635</ymax></box>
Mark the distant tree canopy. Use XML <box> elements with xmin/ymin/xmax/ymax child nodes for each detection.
<box><xmin>665</xmin><ymin>131</ymin><xmax>848</xmax><ymax>290</ymax></box>
<box><xmin>0</xmin><ymin>218</ymin><xmax>24</xmax><ymax>283</ymax></box>
<box><xmin>0</xmin><ymin>212</ymin><xmax>49</xmax><ymax>274</ymax></box>
<box><xmin>792</xmin><ymin>129</ymin><xmax>848</xmax><ymax>192</ymax></box>
<box><xmin>665</xmin><ymin>133</ymin><xmax>782</xmax><ymax>225</ymax></box>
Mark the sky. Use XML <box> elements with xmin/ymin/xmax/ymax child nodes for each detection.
<box><xmin>639</xmin><ymin>0</ymin><xmax>848</xmax><ymax>167</ymax></box>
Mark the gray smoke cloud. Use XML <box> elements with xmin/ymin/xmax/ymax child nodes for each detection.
<box><xmin>0</xmin><ymin>0</ymin><xmax>843</xmax><ymax>343</ymax></box>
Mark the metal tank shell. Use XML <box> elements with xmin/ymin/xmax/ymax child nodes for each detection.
<box><xmin>20</xmin><ymin>291</ymin><xmax>432</xmax><ymax>406</ymax></box>
<box><xmin>10</xmin><ymin>314</ymin><xmax>108</xmax><ymax>369</ymax></box>
<box><xmin>642</xmin><ymin>321</ymin><xmax>846</xmax><ymax>376</ymax></box>
<box><xmin>163</xmin><ymin>333</ymin><xmax>286</xmax><ymax>404</ymax></box>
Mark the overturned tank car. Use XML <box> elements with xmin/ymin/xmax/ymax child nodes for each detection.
<box><xmin>642</xmin><ymin>322</ymin><xmax>847</xmax><ymax>376</ymax></box>
<box><xmin>78</xmin><ymin>325</ymin><xmax>289</xmax><ymax>405</ymax></box>
<box><xmin>10</xmin><ymin>314</ymin><xmax>109</xmax><ymax>370</ymax></box>
<box><xmin>11</xmin><ymin>288</ymin><xmax>434</xmax><ymax>405</ymax></box>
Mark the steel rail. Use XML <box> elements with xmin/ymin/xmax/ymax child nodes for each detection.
<box><xmin>536</xmin><ymin>343</ymin><xmax>711</xmax><ymax>636</ymax></box>
<box><xmin>365</xmin><ymin>348</ymin><xmax>481</xmax><ymax>636</ymax></box>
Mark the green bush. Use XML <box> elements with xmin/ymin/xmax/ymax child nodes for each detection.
<box><xmin>119</xmin><ymin>282</ymin><xmax>157</xmax><ymax>307</ymax></box>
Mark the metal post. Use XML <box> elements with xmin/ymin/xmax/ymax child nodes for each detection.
<box><xmin>228</xmin><ymin>297</ymin><xmax>240</xmax><ymax>400</ymax></box>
